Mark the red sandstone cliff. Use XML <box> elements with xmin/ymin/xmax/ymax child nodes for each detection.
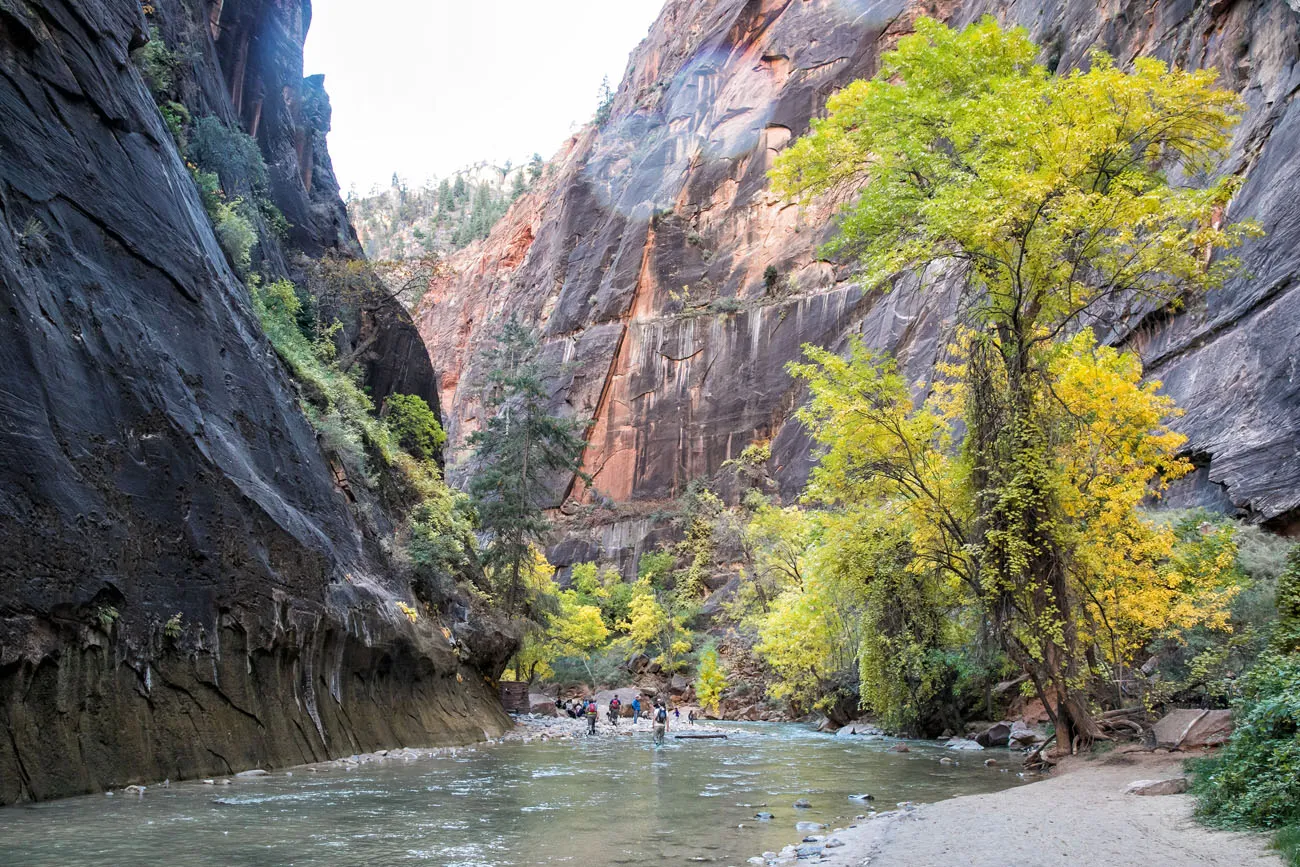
<box><xmin>417</xmin><ymin>0</ymin><xmax>1300</xmax><ymax>536</ymax></box>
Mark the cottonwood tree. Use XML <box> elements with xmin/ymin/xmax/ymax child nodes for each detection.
<box><xmin>467</xmin><ymin>316</ymin><xmax>588</xmax><ymax>614</ymax></box>
<box><xmin>773</xmin><ymin>17</ymin><xmax>1255</xmax><ymax>750</ymax></box>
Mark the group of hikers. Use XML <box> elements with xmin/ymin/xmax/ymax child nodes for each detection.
<box><xmin>558</xmin><ymin>695</ymin><xmax>694</xmax><ymax>744</ymax></box>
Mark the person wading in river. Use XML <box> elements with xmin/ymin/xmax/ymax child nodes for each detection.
<box><xmin>585</xmin><ymin>699</ymin><xmax>598</xmax><ymax>735</ymax></box>
<box><xmin>652</xmin><ymin>701</ymin><xmax>668</xmax><ymax>745</ymax></box>
<box><xmin>608</xmin><ymin>695</ymin><xmax>620</xmax><ymax>726</ymax></box>
<box><xmin>631</xmin><ymin>696</ymin><xmax>642</xmax><ymax>723</ymax></box>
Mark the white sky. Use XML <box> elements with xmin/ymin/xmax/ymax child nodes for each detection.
<box><xmin>304</xmin><ymin>0</ymin><xmax>665</xmax><ymax>195</ymax></box>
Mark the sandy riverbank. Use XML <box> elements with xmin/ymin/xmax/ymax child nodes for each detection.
<box><xmin>753</xmin><ymin>749</ymin><xmax>1281</xmax><ymax>867</ymax></box>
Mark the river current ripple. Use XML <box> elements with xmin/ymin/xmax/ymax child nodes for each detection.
<box><xmin>0</xmin><ymin>723</ymin><xmax>1026</xmax><ymax>865</ymax></box>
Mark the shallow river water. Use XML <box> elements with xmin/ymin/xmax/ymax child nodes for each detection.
<box><xmin>0</xmin><ymin>723</ymin><xmax>1026</xmax><ymax>866</ymax></box>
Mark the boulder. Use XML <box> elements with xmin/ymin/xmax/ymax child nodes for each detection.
<box><xmin>669</xmin><ymin>674</ymin><xmax>689</xmax><ymax>694</ymax></box>
<box><xmin>793</xmin><ymin>798</ymin><xmax>812</xmax><ymax>808</ymax></box>
<box><xmin>974</xmin><ymin>721</ymin><xmax>1012</xmax><ymax>748</ymax></box>
<box><xmin>1126</xmin><ymin>778</ymin><xmax>1189</xmax><ymax>796</ymax></box>
<box><xmin>1183</xmin><ymin>710</ymin><xmax>1233</xmax><ymax>748</ymax></box>
<box><xmin>887</xmin><ymin>743</ymin><xmax>910</xmax><ymax>753</ymax></box>
<box><xmin>528</xmin><ymin>698</ymin><xmax>558</xmax><ymax>716</ymax></box>
<box><xmin>1152</xmin><ymin>709</ymin><xmax>1232</xmax><ymax>750</ymax></box>
<box><xmin>944</xmin><ymin>738</ymin><xmax>985</xmax><ymax>751</ymax></box>
<box><xmin>835</xmin><ymin>719</ymin><xmax>884</xmax><ymax>738</ymax></box>
<box><xmin>1009</xmin><ymin>721</ymin><xmax>1044</xmax><ymax>747</ymax></box>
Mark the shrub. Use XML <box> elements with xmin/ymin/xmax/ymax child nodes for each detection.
<box><xmin>763</xmin><ymin>264</ymin><xmax>781</xmax><ymax>295</ymax></box>
<box><xmin>160</xmin><ymin>101</ymin><xmax>190</xmax><ymax>147</ymax></box>
<box><xmin>189</xmin><ymin>116</ymin><xmax>268</xmax><ymax>190</ymax></box>
<box><xmin>212</xmin><ymin>198</ymin><xmax>257</xmax><ymax>273</ymax></box>
<box><xmin>710</xmin><ymin>297</ymin><xmax>744</xmax><ymax>314</ymax></box>
<box><xmin>134</xmin><ymin>28</ymin><xmax>179</xmax><ymax>99</ymax></box>
<box><xmin>1276</xmin><ymin>548</ymin><xmax>1300</xmax><ymax>654</ymax></box>
<box><xmin>1191</xmin><ymin>654</ymin><xmax>1300</xmax><ymax>834</ymax></box>
<box><xmin>385</xmin><ymin>393</ymin><xmax>446</xmax><ymax>460</ymax></box>
<box><xmin>163</xmin><ymin>613</ymin><xmax>183</xmax><ymax>640</ymax></box>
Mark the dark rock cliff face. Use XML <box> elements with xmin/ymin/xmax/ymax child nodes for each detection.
<box><xmin>419</xmin><ymin>0</ymin><xmax>1300</xmax><ymax>549</ymax></box>
<box><xmin>0</xmin><ymin>0</ymin><xmax>505</xmax><ymax>805</ymax></box>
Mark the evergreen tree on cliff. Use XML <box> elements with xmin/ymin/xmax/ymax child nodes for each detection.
<box><xmin>468</xmin><ymin>316</ymin><xmax>588</xmax><ymax>613</ymax></box>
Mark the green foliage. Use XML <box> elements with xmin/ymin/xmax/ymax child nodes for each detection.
<box><xmin>1191</xmin><ymin>654</ymin><xmax>1300</xmax><ymax>834</ymax></box>
<box><xmin>1275</xmin><ymin>547</ymin><xmax>1300</xmax><ymax>654</ymax></box>
<box><xmin>160</xmin><ymin>101</ymin><xmax>190</xmax><ymax>147</ymax></box>
<box><xmin>695</xmin><ymin>646</ymin><xmax>728</xmax><ymax>713</ymax></box>
<box><xmin>163</xmin><ymin>613</ymin><xmax>183</xmax><ymax>640</ymax></box>
<box><xmin>1274</xmin><ymin>825</ymin><xmax>1300</xmax><ymax>867</ymax></box>
<box><xmin>385</xmin><ymin>393</ymin><xmax>446</xmax><ymax>460</ymax></box>
<box><xmin>467</xmin><ymin>316</ymin><xmax>589</xmax><ymax>612</ymax></box>
<box><xmin>95</xmin><ymin>605</ymin><xmax>119</xmax><ymax>632</ymax></box>
<box><xmin>406</xmin><ymin>491</ymin><xmax>480</xmax><ymax>604</ymax></box>
<box><xmin>189</xmin><ymin>116</ymin><xmax>269</xmax><ymax>192</ymax></box>
<box><xmin>638</xmin><ymin>551</ymin><xmax>676</xmax><ymax>587</ymax></box>
<box><xmin>250</xmin><ymin>275</ymin><xmax>482</xmax><ymax>616</ymax></box>
<box><xmin>763</xmin><ymin>264</ymin><xmax>782</xmax><ymax>296</ymax></box>
<box><xmin>212</xmin><ymin>198</ymin><xmax>257</xmax><ymax>274</ymax></box>
<box><xmin>134</xmin><ymin>28</ymin><xmax>179</xmax><ymax>100</ymax></box>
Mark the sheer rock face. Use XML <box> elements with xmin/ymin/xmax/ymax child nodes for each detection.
<box><xmin>0</xmin><ymin>0</ymin><xmax>504</xmax><ymax>805</ymax></box>
<box><xmin>419</xmin><ymin>0</ymin><xmax>1300</xmax><ymax>536</ymax></box>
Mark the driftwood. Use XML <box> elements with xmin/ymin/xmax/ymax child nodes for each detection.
<box><xmin>675</xmin><ymin>733</ymin><xmax>728</xmax><ymax>740</ymax></box>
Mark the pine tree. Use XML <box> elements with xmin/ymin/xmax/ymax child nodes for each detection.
<box><xmin>467</xmin><ymin>316</ymin><xmax>589</xmax><ymax>613</ymax></box>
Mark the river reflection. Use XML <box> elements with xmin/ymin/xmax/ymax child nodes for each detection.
<box><xmin>0</xmin><ymin>723</ymin><xmax>1026</xmax><ymax>865</ymax></box>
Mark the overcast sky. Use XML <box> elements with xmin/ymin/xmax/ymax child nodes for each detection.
<box><xmin>304</xmin><ymin>0</ymin><xmax>664</xmax><ymax>195</ymax></box>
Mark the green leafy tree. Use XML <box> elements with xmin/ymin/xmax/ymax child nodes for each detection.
<box><xmin>772</xmin><ymin>16</ymin><xmax>1255</xmax><ymax>749</ymax></box>
<box><xmin>467</xmin><ymin>316</ymin><xmax>589</xmax><ymax>613</ymax></box>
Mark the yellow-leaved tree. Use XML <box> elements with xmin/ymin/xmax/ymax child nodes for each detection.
<box><xmin>772</xmin><ymin>15</ymin><xmax>1256</xmax><ymax>750</ymax></box>
<box><xmin>694</xmin><ymin>647</ymin><xmax>729</xmax><ymax>714</ymax></box>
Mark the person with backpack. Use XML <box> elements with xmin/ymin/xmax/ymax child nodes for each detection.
<box><xmin>585</xmin><ymin>698</ymin><xmax>598</xmax><ymax>735</ymax></box>
<box><xmin>608</xmin><ymin>695</ymin><xmax>621</xmax><ymax>726</ymax></box>
<box><xmin>652</xmin><ymin>701</ymin><xmax>669</xmax><ymax>745</ymax></box>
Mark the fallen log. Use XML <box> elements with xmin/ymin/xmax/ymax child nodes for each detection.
<box><xmin>675</xmin><ymin>733</ymin><xmax>728</xmax><ymax>740</ymax></box>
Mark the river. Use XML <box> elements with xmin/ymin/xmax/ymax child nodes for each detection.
<box><xmin>0</xmin><ymin>723</ymin><xmax>1027</xmax><ymax>865</ymax></box>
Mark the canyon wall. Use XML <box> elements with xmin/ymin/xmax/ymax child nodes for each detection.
<box><xmin>419</xmin><ymin>0</ymin><xmax>1300</xmax><ymax>552</ymax></box>
<box><xmin>0</xmin><ymin>0</ymin><xmax>506</xmax><ymax>804</ymax></box>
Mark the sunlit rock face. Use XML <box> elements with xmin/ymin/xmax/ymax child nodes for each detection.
<box><xmin>422</xmin><ymin>0</ymin><xmax>1299</xmax><ymax>535</ymax></box>
<box><xmin>0</xmin><ymin>0</ymin><xmax>506</xmax><ymax>804</ymax></box>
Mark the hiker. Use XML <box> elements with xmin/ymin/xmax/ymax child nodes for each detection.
<box><xmin>688</xmin><ymin>710</ymin><xmax>696</xmax><ymax>725</ymax></box>
<box><xmin>674</xmin><ymin>707</ymin><xmax>681</xmax><ymax>721</ymax></box>
<box><xmin>652</xmin><ymin>701</ymin><xmax>668</xmax><ymax>745</ymax></box>
<box><xmin>585</xmin><ymin>698</ymin><xmax>598</xmax><ymax>735</ymax></box>
<box><xmin>631</xmin><ymin>696</ymin><xmax>642</xmax><ymax>723</ymax></box>
<box><xmin>608</xmin><ymin>695</ymin><xmax>621</xmax><ymax>726</ymax></box>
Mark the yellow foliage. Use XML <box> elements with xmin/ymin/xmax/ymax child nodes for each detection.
<box><xmin>695</xmin><ymin>648</ymin><xmax>729</xmax><ymax>713</ymax></box>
